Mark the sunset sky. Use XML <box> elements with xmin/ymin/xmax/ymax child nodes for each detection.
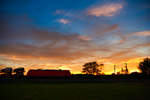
<box><xmin>0</xmin><ymin>0</ymin><xmax>150</xmax><ymax>74</ymax></box>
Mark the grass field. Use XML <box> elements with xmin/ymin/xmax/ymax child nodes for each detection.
<box><xmin>0</xmin><ymin>81</ymin><xmax>150</xmax><ymax>100</ymax></box>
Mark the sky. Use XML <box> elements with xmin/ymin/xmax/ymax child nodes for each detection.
<box><xmin>0</xmin><ymin>0</ymin><xmax>150</xmax><ymax>74</ymax></box>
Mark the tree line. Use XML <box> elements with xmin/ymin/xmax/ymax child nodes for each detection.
<box><xmin>82</xmin><ymin>57</ymin><xmax>150</xmax><ymax>75</ymax></box>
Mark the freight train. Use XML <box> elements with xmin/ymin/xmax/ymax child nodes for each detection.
<box><xmin>27</xmin><ymin>69</ymin><xmax>71</xmax><ymax>79</ymax></box>
<box><xmin>0</xmin><ymin>67</ymin><xmax>71</xmax><ymax>79</ymax></box>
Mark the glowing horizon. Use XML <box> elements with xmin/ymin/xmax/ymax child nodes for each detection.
<box><xmin>0</xmin><ymin>56</ymin><xmax>148</xmax><ymax>75</ymax></box>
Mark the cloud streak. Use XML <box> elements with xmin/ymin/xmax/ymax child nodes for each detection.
<box><xmin>132</xmin><ymin>31</ymin><xmax>150</xmax><ymax>36</ymax></box>
<box><xmin>87</xmin><ymin>3</ymin><xmax>123</xmax><ymax>17</ymax></box>
<box><xmin>58</xmin><ymin>19</ymin><xmax>70</xmax><ymax>24</ymax></box>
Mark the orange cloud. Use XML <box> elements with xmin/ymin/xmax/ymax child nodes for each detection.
<box><xmin>132</xmin><ymin>31</ymin><xmax>150</xmax><ymax>36</ymax></box>
<box><xmin>78</xmin><ymin>35</ymin><xmax>91</xmax><ymax>41</ymax></box>
<box><xmin>58</xmin><ymin>19</ymin><xmax>70</xmax><ymax>24</ymax></box>
<box><xmin>87</xmin><ymin>3</ymin><xmax>123</xmax><ymax>17</ymax></box>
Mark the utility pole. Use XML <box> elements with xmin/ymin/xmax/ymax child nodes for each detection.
<box><xmin>114</xmin><ymin>65</ymin><xmax>116</xmax><ymax>74</ymax></box>
<box><xmin>124</xmin><ymin>63</ymin><xmax>128</xmax><ymax>74</ymax></box>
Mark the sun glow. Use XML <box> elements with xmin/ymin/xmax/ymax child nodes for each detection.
<box><xmin>0</xmin><ymin>56</ymin><xmax>147</xmax><ymax>75</ymax></box>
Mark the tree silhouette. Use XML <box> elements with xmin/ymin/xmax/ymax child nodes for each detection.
<box><xmin>1</xmin><ymin>67</ymin><xmax>12</xmax><ymax>75</ymax></box>
<box><xmin>82</xmin><ymin>61</ymin><xmax>104</xmax><ymax>75</ymax></box>
<box><xmin>138</xmin><ymin>58</ymin><xmax>150</xmax><ymax>75</ymax></box>
<box><xmin>14</xmin><ymin>67</ymin><xmax>25</xmax><ymax>78</ymax></box>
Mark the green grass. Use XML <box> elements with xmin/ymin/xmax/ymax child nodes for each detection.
<box><xmin>0</xmin><ymin>81</ymin><xmax>149</xmax><ymax>100</ymax></box>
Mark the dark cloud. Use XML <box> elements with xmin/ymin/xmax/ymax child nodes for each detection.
<box><xmin>0</xmin><ymin>15</ymin><xmax>110</xmax><ymax>63</ymax></box>
<box><xmin>0</xmin><ymin>30</ymin><xmax>93</xmax><ymax>61</ymax></box>
<box><xmin>91</xmin><ymin>24</ymin><xmax>119</xmax><ymax>36</ymax></box>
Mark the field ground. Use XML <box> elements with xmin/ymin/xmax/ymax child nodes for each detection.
<box><xmin>0</xmin><ymin>80</ymin><xmax>150</xmax><ymax>100</ymax></box>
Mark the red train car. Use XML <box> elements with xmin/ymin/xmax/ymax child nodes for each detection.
<box><xmin>27</xmin><ymin>69</ymin><xmax>71</xmax><ymax>77</ymax></box>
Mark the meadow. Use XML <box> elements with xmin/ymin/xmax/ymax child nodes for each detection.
<box><xmin>0</xmin><ymin>81</ymin><xmax>149</xmax><ymax>100</ymax></box>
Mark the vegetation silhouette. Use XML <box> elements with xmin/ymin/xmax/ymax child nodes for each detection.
<box><xmin>138</xmin><ymin>57</ymin><xmax>150</xmax><ymax>75</ymax></box>
<box><xmin>1</xmin><ymin>67</ymin><xmax>12</xmax><ymax>75</ymax></box>
<box><xmin>82</xmin><ymin>61</ymin><xmax>104</xmax><ymax>75</ymax></box>
<box><xmin>0</xmin><ymin>67</ymin><xmax>12</xmax><ymax>79</ymax></box>
<box><xmin>0</xmin><ymin>58</ymin><xmax>150</xmax><ymax>81</ymax></box>
<box><xmin>14</xmin><ymin>67</ymin><xmax>25</xmax><ymax>79</ymax></box>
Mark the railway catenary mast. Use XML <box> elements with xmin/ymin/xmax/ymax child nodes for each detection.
<box><xmin>125</xmin><ymin>63</ymin><xmax>129</xmax><ymax>74</ymax></box>
<box><xmin>114</xmin><ymin>65</ymin><xmax>116</xmax><ymax>74</ymax></box>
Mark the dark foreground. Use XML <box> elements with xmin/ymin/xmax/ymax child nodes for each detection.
<box><xmin>0</xmin><ymin>80</ymin><xmax>150</xmax><ymax>100</ymax></box>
